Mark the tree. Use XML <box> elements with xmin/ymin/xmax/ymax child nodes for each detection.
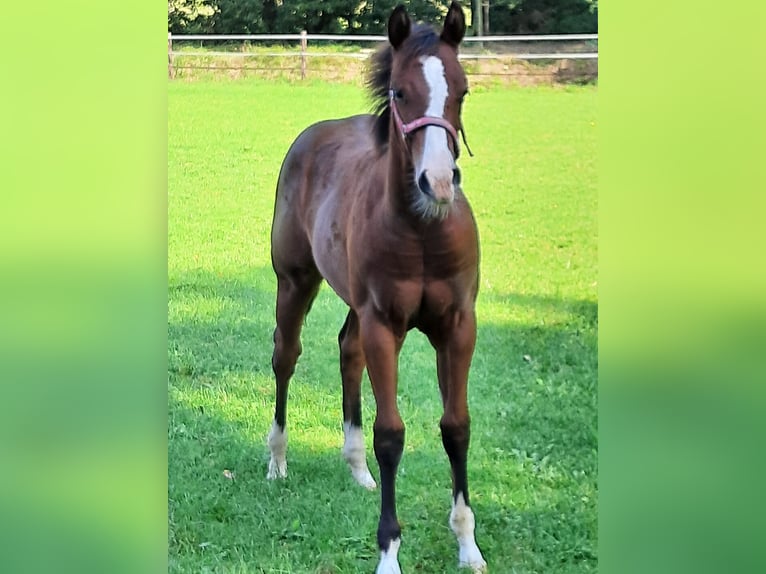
<box><xmin>355</xmin><ymin>0</ymin><xmax>444</xmax><ymax>34</ymax></box>
<box><xmin>472</xmin><ymin>0</ymin><xmax>484</xmax><ymax>36</ymax></box>
<box><xmin>168</xmin><ymin>0</ymin><xmax>216</xmax><ymax>33</ymax></box>
<box><xmin>488</xmin><ymin>0</ymin><xmax>597</xmax><ymax>34</ymax></box>
<box><xmin>268</xmin><ymin>0</ymin><xmax>361</xmax><ymax>34</ymax></box>
<box><xmin>167</xmin><ymin>0</ymin><xmax>599</xmax><ymax>37</ymax></box>
<box><xmin>268</xmin><ymin>0</ymin><xmax>445</xmax><ymax>35</ymax></box>
<box><xmin>209</xmin><ymin>0</ymin><xmax>265</xmax><ymax>34</ymax></box>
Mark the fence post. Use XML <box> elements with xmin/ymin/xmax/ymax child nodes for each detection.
<box><xmin>300</xmin><ymin>30</ymin><xmax>307</xmax><ymax>80</ymax></box>
<box><xmin>168</xmin><ymin>32</ymin><xmax>174</xmax><ymax>79</ymax></box>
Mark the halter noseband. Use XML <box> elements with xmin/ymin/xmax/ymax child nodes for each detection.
<box><xmin>389</xmin><ymin>89</ymin><xmax>461</xmax><ymax>157</ymax></box>
<box><xmin>388</xmin><ymin>90</ymin><xmax>473</xmax><ymax>158</ymax></box>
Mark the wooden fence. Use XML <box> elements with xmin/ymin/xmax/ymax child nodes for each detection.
<box><xmin>168</xmin><ymin>32</ymin><xmax>598</xmax><ymax>83</ymax></box>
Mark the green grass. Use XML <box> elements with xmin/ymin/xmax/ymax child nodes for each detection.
<box><xmin>168</xmin><ymin>79</ymin><xmax>597</xmax><ymax>573</ymax></box>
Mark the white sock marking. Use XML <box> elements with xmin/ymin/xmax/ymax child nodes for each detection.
<box><xmin>450</xmin><ymin>492</ymin><xmax>487</xmax><ymax>571</ymax></box>
<box><xmin>376</xmin><ymin>537</ymin><xmax>402</xmax><ymax>574</ymax></box>
<box><xmin>418</xmin><ymin>55</ymin><xmax>455</xmax><ymax>202</ymax></box>
<box><xmin>266</xmin><ymin>420</ymin><xmax>287</xmax><ymax>479</ymax></box>
<box><xmin>342</xmin><ymin>422</ymin><xmax>377</xmax><ymax>489</ymax></box>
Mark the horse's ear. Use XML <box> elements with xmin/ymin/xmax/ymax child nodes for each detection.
<box><xmin>441</xmin><ymin>1</ymin><xmax>466</xmax><ymax>47</ymax></box>
<box><xmin>388</xmin><ymin>4</ymin><xmax>411</xmax><ymax>50</ymax></box>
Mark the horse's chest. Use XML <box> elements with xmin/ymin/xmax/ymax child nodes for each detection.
<box><xmin>353</xmin><ymin>222</ymin><xmax>476</xmax><ymax>325</ymax></box>
<box><xmin>421</xmin><ymin>280</ymin><xmax>458</xmax><ymax>316</ymax></box>
<box><xmin>368</xmin><ymin>279</ymin><xmax>423</xmax><ymax>320</ymax></box>
<box><xmin>366</xmin><ymin>276</ymin><xmax>462</xmax><ymax>332</ymax></box>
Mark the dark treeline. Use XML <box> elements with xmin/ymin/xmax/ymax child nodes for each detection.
<box><xmin>169</xmin><ymin>0</ymin><xmax>597</xmax><ymax>35</ymax></box>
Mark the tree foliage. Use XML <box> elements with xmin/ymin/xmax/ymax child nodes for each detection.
<box><xmin>168</xmin><ymin>0</ymin><xmax>217</xmax><ymax>32</ymax></box>
<box><xmin>210</xmin><ymin>0</ymin><xmax>266</xmax><ymax>33</ymax></box>
<box><xmin>168</xmin><ymin>0</ymin><xmax>598</xmax><ymax>35</ymax></box>
<box><xmin>489</xmin><ymin>0</ymin><xmax>597</xmax><ymax>34</ymax></box>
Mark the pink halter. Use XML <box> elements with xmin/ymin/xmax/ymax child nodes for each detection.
<box><xmin>389</xmin><ymin>89</ymin><xmax>461</xmax><ymax>156</ymax></box>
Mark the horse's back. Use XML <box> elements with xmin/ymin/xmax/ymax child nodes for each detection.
<box><xmin>274</xmin><ymin>114</ymin><xmax>377</xmax><ymax>217</ymax></box>
<box><xmin>272</xmin><ymin>114</ymin><xmax>380</xmax><ymax>300</ymax></box>
<box><xmin>277</xmin><ymin>114</ymin><xmax>376</xmax><ymax>186</ymax></box>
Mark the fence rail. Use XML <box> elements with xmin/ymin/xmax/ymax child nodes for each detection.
<box><xmin>168</xmin><ymin>32</ymin><xmax>598</xmax><ymax>81</ymax></box>
<box><xmin>171</xmin><ymin>33</ymin><xmax>598</xmax><ymax>42</ymax></box>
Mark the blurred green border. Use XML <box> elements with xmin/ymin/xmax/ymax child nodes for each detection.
<box><xmin>601</xmin><ymin>3</ymin><xmax>766</xmax><ymax>574</ymax></box>
<box><xmin>0</xmin><ymin>3</ymin><xmax>167</xmax><ymax>573</ymax></box>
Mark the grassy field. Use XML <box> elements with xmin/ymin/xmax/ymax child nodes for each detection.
<box><xmin>168</xmin><ymin>79</ymin><xmax>597</xmax><ymax>573</ymax></box>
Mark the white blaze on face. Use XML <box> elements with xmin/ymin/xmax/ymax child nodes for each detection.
<box><xmin>418</xmin><ymin>55</ymin><xmax>456</xmax><ymax>201</ymax></box>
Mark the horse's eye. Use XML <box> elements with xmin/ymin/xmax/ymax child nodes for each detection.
<box><xmin>394</xmin><ymin>89</ymin><xmax>404</xmax><ymax>101</ymax></box>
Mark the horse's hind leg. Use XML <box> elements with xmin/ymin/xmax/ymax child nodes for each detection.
<box><xmin>267</xmin><ymin>267</ymin><xmax>321</xmax><ymax>479</ymax></box>
<box><xmin>431</xmin><ymin>310</ymin><xmax>487</xmax><ymax>572</ymax></box>
<box><xmin>338</xmin><ymin>310</ymin><xmax>376</xmax><ymax>489</ymax></box>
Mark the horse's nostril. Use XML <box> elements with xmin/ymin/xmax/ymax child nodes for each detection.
<box><xmin>452</xmin><ymin>168</ymin><xmax>461</xmax><ymax>186</ymax></box>
<box><xmin>418</xmin><ymin>172</ymin><xmax>432</xmax><ymax>196</ymax></box>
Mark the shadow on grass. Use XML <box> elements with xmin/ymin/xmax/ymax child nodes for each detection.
<box><xmin>168</xmin><ymin>267</ymin><xmax>597</xmax><ymax>573</ymax></box>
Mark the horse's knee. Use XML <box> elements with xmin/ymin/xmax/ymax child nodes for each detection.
<box><xmin>373</xmin><ymin>425</ymin><xmax>405</xmax><ymax>467</ymax></box>
<box><xmin>440</xmin><ymin>417</ymin><xmax>470</xmax><ymax>460</ymax></box>
<box><xmin>272</xmin><ymin>328</ymin><xmax>302</xmax><ymax>380</ymax></box>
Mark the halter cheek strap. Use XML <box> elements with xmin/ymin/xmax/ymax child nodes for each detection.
<box><xmin>389</xmin><ymin>90</ymin><xmax>461</xmax><ymax>156</ymax></box>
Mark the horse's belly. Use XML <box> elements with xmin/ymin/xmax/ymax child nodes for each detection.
<box><xmin>310</xmin><ymin>197</ymin><xmax>352</xmax><ymax>305</ymax></box>
<box><xmin>315</xmin><ymin>257</ymin><xmax>352</xmax><ymax>305</ymax></box>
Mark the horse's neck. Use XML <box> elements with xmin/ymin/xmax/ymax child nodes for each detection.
<box><xmin>384</xmin><ymin>136</ymin><xmax>416</xmax><ymax>219</ymax></box>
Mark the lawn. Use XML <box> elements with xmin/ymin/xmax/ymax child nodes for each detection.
<box><xmin>168</xmin><ymin>79</ymin><xmax>597</xmax><ymax>573</ymax></box>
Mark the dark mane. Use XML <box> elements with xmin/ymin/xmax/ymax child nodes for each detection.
<box><xmin>366</xmin><ymin>24</ymin><xmax>441</xmax><ymax>149</ymax></box>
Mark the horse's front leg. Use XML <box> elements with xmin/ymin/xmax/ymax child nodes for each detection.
<box><xmin>432</xmin><ymin>309</ymin><xmax>487</xmax><ymax>572</ymax></box>
<box><xmin>360</xmin><ymin>312</ymin><xmax>405</xmax><ymax>574</ymax></box>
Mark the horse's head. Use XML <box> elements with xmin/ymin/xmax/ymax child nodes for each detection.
<box><xmin>387</xmin><ymin>2</ymin><xmax>468</xmax><ymax>219</ymax></box>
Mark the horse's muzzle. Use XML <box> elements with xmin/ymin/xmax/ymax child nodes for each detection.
<box><xmin>417</xmin><ymin>167</ymin><xmax>461</xmax><ymax>204</ymax></box>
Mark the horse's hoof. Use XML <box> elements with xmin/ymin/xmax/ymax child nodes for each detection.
<box><xmin>375</xmin><ymin>562</ymin><xmax>401</xmax><ymax>574</ymax></box>
<box><xmin>267</xmin><ymin>458</ymin><xmax>287</xmax><ymax>479</ymax></box>
<box><xmin>375</xmin><ymin>538</ymin><xmax>401</xmax><ymax>574</ymax></box>
<box><xmin>459</xmin><ymin>545</ymin><xmax>487</xmax><ymax>572</ymax></box>
<box><xmin>351</xmin><ymin>467</ymin><xmax>377</xmax><ymax>490</ymax></box>
<box><xmin>459</xmin><ymin>557</ymin><xmax>487</xmax><ymax>572</ymax></box>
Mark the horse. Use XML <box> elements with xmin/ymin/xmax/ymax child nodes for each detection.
<box><xmin>267</xmin><ymin>3</ymin><xmax>486</xmax><ymax>572</ymax></box>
